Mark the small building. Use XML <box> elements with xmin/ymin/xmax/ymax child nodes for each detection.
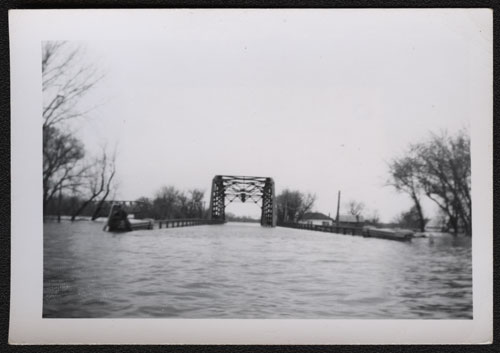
<box><xmin>336</xmin><ymin>214</ymin><xmax>364</xmax><ymax>223</ymax></box>
<box><xmin>299</xmin><ymin>212</ymin><xmax>334</xmax><ymax>226</ymax></box>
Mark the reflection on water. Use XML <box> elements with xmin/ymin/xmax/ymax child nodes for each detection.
<box><xmin>43</xmin><ymin>222</ymin><xmax>472</xmax><ymax>318</ymax></box>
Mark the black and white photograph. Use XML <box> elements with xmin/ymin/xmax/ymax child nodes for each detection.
<box><xmin>9</xmin><ymin>9</ymin><xmax>492</xmax><ymax>344</ymax></box>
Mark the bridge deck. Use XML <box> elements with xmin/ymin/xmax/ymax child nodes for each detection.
<box><xmin>279</xmin><ymin>222</ymin><xmax>362</xmax><ymax>235</ymax></box>
<box><xmin>158</xmin><ymin>218</ymin><xmax>224</xmax><ymax>229</ymax></box>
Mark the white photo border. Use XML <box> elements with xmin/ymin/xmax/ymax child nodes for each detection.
<box><xmin>9</xmin><ymin>9</ymin><xmax>493</xmax><ymax>344</ymax></box>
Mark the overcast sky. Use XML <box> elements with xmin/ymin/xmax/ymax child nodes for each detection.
<box><xmin>67</xmin><ymin>10</ymin><xmax>489</xmax><ymax>221</ymax></box>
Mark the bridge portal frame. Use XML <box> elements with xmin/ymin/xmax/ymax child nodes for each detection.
<box><xmin>209</xmin><ymin>175</ymin><xmax>277</xmax><ymax>227</ymax></box>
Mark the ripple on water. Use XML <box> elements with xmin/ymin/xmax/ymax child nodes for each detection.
<box><xmin>43</xmin><ymin>222</ymin><xmax>472</xmax><ymax>318</ymax></box>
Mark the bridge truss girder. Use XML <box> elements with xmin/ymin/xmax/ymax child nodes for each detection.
<box><xmin>209</xmin><ymin>175</ymin><xmax>277</xmax><ymax>227</ymax></box>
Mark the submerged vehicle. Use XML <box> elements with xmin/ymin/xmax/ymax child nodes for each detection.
<box><xmin>362</xmin><ymin>226</ymin><xmax>414</xmax><ymax>242</ymax></box>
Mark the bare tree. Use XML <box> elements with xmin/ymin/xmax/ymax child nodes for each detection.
<box><xmin>388</xmin><ymin>150</ymin><xmax>427</xmax><ymax>232</ymax></box>
<box><xmin>42</xmin><ymin>41</ymin><xmax>104</xmax><ymax>215</ymax></box>
<box><xmin>187</xmin><ymin>189</ymin><xmax>205</xmax><ymax>218</ymax></box>
<box><xmin>42</xmin><ymin>41</ymin><xmax>103</xmax><ymax>129</ymax></box>
<box><xmin>414</xmin><ymin>130</ymin><xmax>471</xmax><ymax>235</ymax></box>
<box><xmin>347</xmin><ymin>200</ymin><xmax>365</xmax><ymax>218</ymax></box>
<box><xmin>300</xmin><ymin>193</ymin><xmax>317</xmax><ymax>220</ymax></box>
<box><xmin>153</xmin><ymin>186</ymin><xmax>182</xmax><ymax>219</ymax></box>
<box><xmin>387</xmin><ymin>129</ymin><xmax>471</xmax><ymax>235</ymax></box>
<box><xmin>71</xmin><ymin>149</ymin><xmax>116</xmax><ymax>221</ymax></box>
<box><xmin>276</xmin><ymin>189</ymin><xmax>316</xmax><ymax>222</ymax></box>
<box><xmin>43</xmin><ymin>126</ymin><xmax>86</xmax><ymax>212</ymax></box>
<box><xmin>90</xmin><ymin>149</ymin><xmax>118</xmax><ymax>220</ymax></box>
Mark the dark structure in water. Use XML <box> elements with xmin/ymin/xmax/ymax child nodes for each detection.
<box><xmin>104</xmin><ymin>204</ymin><xmax>132</xmax><ymax>232</ymax></box>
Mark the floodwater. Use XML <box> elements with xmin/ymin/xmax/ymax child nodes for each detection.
<box><xmin>43</xmin><ymin>221</ymin><xmax>472</xmax><ymax>319</ymax></box>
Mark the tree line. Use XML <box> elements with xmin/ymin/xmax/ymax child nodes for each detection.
<box><xmin>44</xmin><ymin>185</ymin><xmax>206</xmax><ymax>221</ymax></box>
<box><xmin>133</xmin><ymin>187</ymin><xmax>206</xmax><ymax>220</ymax></box>
<box><xmin>134</xmin><ymin>188</ymin><xmax>317</xmax><ymax>222</ymax></box>
<box><xmin>42</xmin><ymin>44</ymin><xmax>470</xmax><ymax>233</ymax></box>
<box><xmin>133</xmin><ymin>188</ymin><xmax>316</xmax><ymax>222</ymax></box>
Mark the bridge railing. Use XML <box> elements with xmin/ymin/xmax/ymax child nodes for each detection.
<box><xmin>157</xmin><ymin>218</ymin><xmax>225</xmax><ymax>229</ymax></box>
<box><xmin>278</xmin><ymin>222</ymin><xmax>363</xmax><ymax>236</ymax></box>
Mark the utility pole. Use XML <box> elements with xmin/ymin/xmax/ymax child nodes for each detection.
<box><xmin>336</xmin><ymin>190</ymin><xmax>341</xmax><ymax>228</ymax></box>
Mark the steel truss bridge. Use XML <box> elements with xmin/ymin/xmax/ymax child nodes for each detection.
<box><xmin>209</xmin><ymin>175</ymin><xmax>277</xmax><ymax>227</ymax></box>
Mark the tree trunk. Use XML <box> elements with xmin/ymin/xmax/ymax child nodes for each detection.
<box><xmin>459</xmin><ymin>212</ymin><xmax>472</xmax><ymax>236</ymax></box>
<box><xmin>91</xmin><ymin>190</ymin><xmax>111</xmax><ymax>220</ymax></box>
<box><xmin>411</xmin><ymin>192</ymin><xmax>426</xmax><ymax>232</ymax></box>
<box><xmin>91</xmin><ymin>199</ymin><xmax>105</xmax><ymax>220</ymax></box>
<box><xmin>57</xmin><ymin>187</ymin><xmax>62</xmax><ymax>223</ymax></box>
<box><xmin>449</xmin><ymin>215</ymin><xmax>459</xmax><ymax>236</ymax></box>
<box><xmin>71</xmin><ymin>196</ymin><xmax>97</xmax><ymax>221</ymax></box>
<box><xmin>92</xmin><ymin>166</ymin><xmax>116</xmax><ymax>220</ymax></box>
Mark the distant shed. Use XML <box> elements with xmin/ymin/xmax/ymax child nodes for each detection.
<box><xmin>298</xmin><ymin>212</ymin><xmax>334</xmax><ymax>226</ymax></box>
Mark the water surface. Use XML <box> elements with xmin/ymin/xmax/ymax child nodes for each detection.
<box><xmin>43</xmin><ymin>221</ymin><xmax>472</xmax><ymax>318</ymax></box>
